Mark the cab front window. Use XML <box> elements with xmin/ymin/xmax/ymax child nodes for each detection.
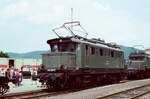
<box><xmin>50</xmin><ymin>43</ymin><xmax>76</xmax><ymax>52</ymax></box>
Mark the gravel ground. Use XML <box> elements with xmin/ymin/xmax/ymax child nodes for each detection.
<box><xmin>42</xmin><ymin>79</ymin><xmax>150</xmax><ymax>99</ymax></box>
<box><xmin>6</xmin><ymin>79</ymin><xmax>43</xmax><ymax>94</ymax></box>
<box><xmin>138</xmin><ymin>93</ymin><xmax>150</xmax><ymax>99</ymax></box>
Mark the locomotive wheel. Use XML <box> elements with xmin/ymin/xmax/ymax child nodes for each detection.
<box><xmin>46</xmin><ymin>80</ymin><xmax>52</xmax><ymax>90</ymax></box>
<box><xmin>0</xmin><ymin>84</ymin><xmax>9</xmax><ymax>95</ymax></box>
<box><xmin>96</xmin><ymin>76</ymin><xmax>103</xmax><ymax>85</ymax></box>
<box><xmin>67</xmin><ymin>76</ymin><xmax>82</xmax><ymax>88</ymax></box>
<box><xmin>46</xmin><ymin>83</ymin><xmax>52</xmax><ymax>89</ymax></box>
<box><xmin>111</xmin><ymin>76</ymin><xmax>118</xmax><ymax>84</ymax></box>
<box><xmin>54</xmin><ymin>78</ymin><xmax>66</xmax><ymax>90</ymax></box>
<box><xmin>75</xmin><ymin>77</ymin><xmax>82</xmax><ymax>88</ymax></box>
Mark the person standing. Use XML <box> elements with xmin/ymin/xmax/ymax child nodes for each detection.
<box><xmin>1</xmin><ymin>68</ymin><xmax>5</xmax><ymax>76</ymax></box>
<box><xmin>5</xmin><ymin>68</ymin><xmax>10</xmax><ymax>79</ymax></box>
<box><xmin>19</xmin><ymin>70</ymin><xmax>22</xmax><ymax>85</ymax></box>
<box><xmin>15</xmin><ymin>69</ymin><xmax>21</xmax><ymax>86</ymax></box>
<box><xmin>10</xmin><ymin>68</ymin><xmax>14</xmax><ymax>80</ymax></box>
<box><xmin>0</xmin><ymin>69</ymin><xmax>3</xmax><ymax>76</ymax></box>
<box><xmin>31</xmin><ymin>69</ymin><xmax>37</xmax><ymax>85</ymax></box>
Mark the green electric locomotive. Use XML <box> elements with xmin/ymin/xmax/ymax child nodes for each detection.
<box><xmin>39</xmin><ymin>21</ymin><xmax>126</xmax><ymax>89</ymax></box>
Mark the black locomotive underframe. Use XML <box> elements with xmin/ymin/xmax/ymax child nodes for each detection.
<box><xmin>38</xmin><ymin>68</ymin><xmax>126</xmax><ymax>89</ymax></box>
<box><xmin>127</xmin><ymin>68</ymin><xmax>150</xmax><ymax>80</ymax></box>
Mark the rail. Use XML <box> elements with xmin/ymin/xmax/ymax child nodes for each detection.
<box><xmin>1</xmin><ymin>86</ymin><xmax>94</xmax><ymax>99</ymax></box>
<box><xmin>0</xmin><ymin>89</ymin><xmax>46</xmax><ymax>99</ymax></box>
<box><xmin>97</xmin><ymin>84</ymin><xmax>150</xmax><ymax>99</ymax></box>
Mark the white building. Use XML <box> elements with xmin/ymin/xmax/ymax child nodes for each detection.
<box><xmin>145</xmin><ymin>48</ymin><xmax>150</xmax><ymax>55</ymax></box>
<box><xmin>0</xmin><ymin>58</ymin><xmax>9</xmax><ymax>69</ymax></box>
<box><xmin>0</xmin><ymin>58</ymin><xmax>42</xmax><ymax>71</ymax></box>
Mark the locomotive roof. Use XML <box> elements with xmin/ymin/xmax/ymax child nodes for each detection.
<box><xmin>47</xmin><ymin>36</ymin><xmax>123</xmax><ymax>52</ymax></box>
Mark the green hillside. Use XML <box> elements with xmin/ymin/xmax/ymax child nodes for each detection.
<box><xmin>8</xmin><ymin>46</ymin><xmax>139</xmax><ymax>60</ymax></box>
<box><xmin>8</xmin><ymin>51</ymin><xmax>46</xmax><ymax>59</ymax></box>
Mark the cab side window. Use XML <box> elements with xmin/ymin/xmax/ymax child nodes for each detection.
<box><xmin>111</xmin><ymin>51</ymin><xmax>114</xmax><ymax>57</ymax></box>
<box><xmin>90</xmin><ymin>47</ymin><xmax>95</xmax><ymax>55</ymax></box>
<box><xmin>99</xmin><ymin>49</ymin><xmax>103</xmax><ymax>56</ymax></box>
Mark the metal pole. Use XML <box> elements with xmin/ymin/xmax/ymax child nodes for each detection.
<box><xmin>71</xmin><ymin>8</ymin><xmax>73</xmax><ymax>23</ymax></box>
<box><xmin>71</xmin><ymin>8</ymin><xmax>73</xmax><ymax>30</ymax></box>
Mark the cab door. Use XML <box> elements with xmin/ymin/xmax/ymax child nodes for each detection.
<box><xmin>9</xmin><ymin>59</ymin><xmax>14</xmax><ymax>68</ymax></box>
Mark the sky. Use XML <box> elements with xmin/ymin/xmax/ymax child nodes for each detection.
<box><xmin>0</xmin><ymin>0</ymin><xmax>150</xmax><ymax>53</ymax></box>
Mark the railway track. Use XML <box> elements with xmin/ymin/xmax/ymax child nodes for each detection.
<box><xmin>0</xmin><ymin>86</ymin><xmax>95</xmax><ymax>99</ymax></box>
<box><xmin>0</xmin><ymin>89</ymin><xmax>65</xmax><ymax>99</ymax></box>
<box><xmin>0</xmin><ymin>89</ymin><xmax>48</xmax><ymax>99</ymax></box>
<box><xmin>97</xmin><ymin>84</ymin><xmax>150</xmax><ymax>99</ymax></box>
<box><xmin>1</xmin><ymin>80</ymin><xmax>150</xmax><ymax>99</ymax></box>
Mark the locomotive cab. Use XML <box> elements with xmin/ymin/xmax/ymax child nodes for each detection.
<box><xmin>42</xmin><ymin>38</ymin><xmax>78</xmax><ymax>70</ymax></box>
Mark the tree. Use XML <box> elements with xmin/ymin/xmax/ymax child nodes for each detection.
<box><xmin>0</xmin><ymin>51</ymin><xmax>9</xmax><ymax>58</ymax></box>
